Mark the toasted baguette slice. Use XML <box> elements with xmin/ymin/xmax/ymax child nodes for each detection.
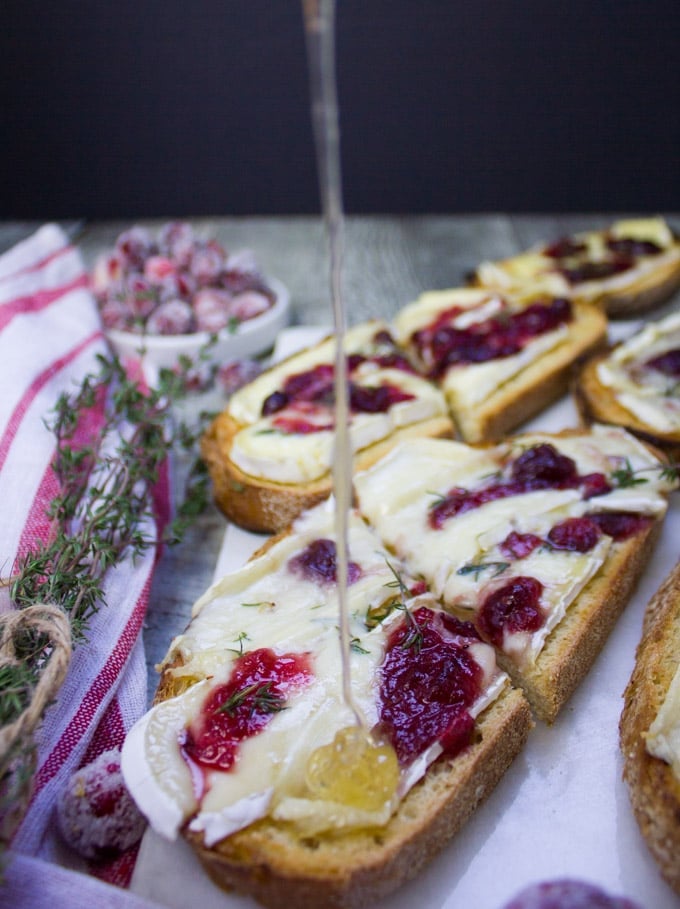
<box><xmin>354</xmin><ymin>426</ymin><xmax>675</xmax><ymax>723</ymax></box>
<box><xmin>472</xmin><ymin>217</ymin><xmax>680</xmax><ymax>317</ymax></box>
<box><xmin>186</xmin><ymin>685</ymin><xmax>531</xmax><ymax>909</ymax></box>
<box><xmin>201</xmin><ymin>321</ymin><xmax>453</xmax><ymax>533</ymax></box>
<box><xmin>124</xmin><ymin>502</ymin><xmax>533</xmax><ymax>909</ymax></box>
<box><xmin>392</xmin><ymin>287</ymin><xmax>607</xmax><ymax>444</ymax></box>
<box><xmin>620</xmin><ymin>560</ymin><xmax>680</xmax><ymax>896</ymax></box>
<box><xmin>574</xmin><ymin>312</ymin><xmax>680</xmax><ymax>460</ymax></box>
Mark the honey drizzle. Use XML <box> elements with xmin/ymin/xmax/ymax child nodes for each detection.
<box><xmin>302</xmin><ymin>0</ymin><xmax>365</xmax><ymax>730</ymax></box>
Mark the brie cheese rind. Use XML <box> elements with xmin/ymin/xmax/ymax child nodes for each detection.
<box><xmin>354</xmin><ymin>425</ymin><xmax>674</xmax><ymax>667</ymax></box>
<box><xmin>226</xmin><ymin>321</ymin><xmax>449</xmax><ymax>484</ymax></box>
<box><xmin>596</xmin><ymin>311</ymin><xmax>680</xmax><ymax>435</ymax></box>
<box><xmin>392</xmin><ymin>287</ymin><xmax>572</xmax><ymax>411</ymax></box>
<box><xmin>121</xmin><ymin>500</ymin><xmax>507</xmax><ymax>845</ymax></box>
<box><xmin>475</xmin><ymin>217</ymin><xmax>680</xmax><ymax>299</ymax></box>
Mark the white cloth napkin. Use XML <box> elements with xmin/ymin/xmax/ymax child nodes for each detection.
<box><xmin>0</xmin><ymin>225</ymin><xmax>168</xmax><ymax>888</ymax></box>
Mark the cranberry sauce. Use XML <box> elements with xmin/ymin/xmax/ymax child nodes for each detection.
<box><xmin>288</xmin><ymin>538</ymin><xmax>362</xmax><ymax>585</ymax></box>
<box><xmin>588</xmin><ymin>511</ymin><xmax>653</xmax><ymax>541</ymax></box>
<box><xmin>561</xmin><ymin>258</ymin><xmax>633</xmax><ymax>284</ymax></box>
<box><xmin>377</xmin><ymin>607</ymin><xmax>484</xmax><ymax>765</ymax></box>
<box><xmin>412</xmin><ymin>297</ymin><xmax>572</xmax><ymax>379</ymax></box>
<box><xmin>543</xmin><ymin>237</ymin><xmax>587</xmax><ymax>259</ymax></box>
<box><xmin>606</xmin><ymin>236</ymin><xmax>662</xmax><ymax>258</ymax></box>
<box><xmin>477</xmin><ymin>576</ymin><xmax>545</xmax><ymax>648</ymax></box>
<box><xmin>429</xmin><ymin>443</ymin><xmax>611</xmax><ymax>530</ymax></box>
<box><xmin>182</xmin><ymin>648</ymin><xmax>313</xmax><ymax>773</ymax></box>
<box><xmin>542</xmin><ymin>231</ymin><xmax>661</xmax><ymax>287</ymax></box>
<box><xmin>260</xmin><ymin>329</ymin><xmax>417</xmax><ymax>433</ymax></box>
<box><xmin>645</xmin><ymin>347</ymin><xmax>680</xmax><ymax>377</ymax></box>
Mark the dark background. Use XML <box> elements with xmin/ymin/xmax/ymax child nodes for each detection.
<box><xmin>1</xmin><ymin>1</ymin><xmax>678</xmax><ymax>219</ymax></box>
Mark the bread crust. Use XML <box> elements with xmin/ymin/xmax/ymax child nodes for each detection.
<box><xmin>201</xmin><ymin>410</ymin><xmax>454</xmax><ymax>534</ymax></box>
<box><xmin>588</xmin><ymin>255</ymin><xmax>680</xmax><ymax>317</ymax></box>
<box><xmin>183</xmin><ymin>686</ymin><xmax>532</xmax><ymax>909</ymax></box>
<box><xmin>573</xmin><ymin>349</ymin><xmax>680</xmax><ymax>461</ymax></box>
<box><xmin>620</xmin><ymin>560</ymin><xmax>680</xmax><ymax>896</ymax></box>
<box><xmin>451</xmin><ymin>301</ymin><xmax>607</xmax><ymax>443</ymax></box>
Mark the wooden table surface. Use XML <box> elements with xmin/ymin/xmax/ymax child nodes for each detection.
<box><xmin>2</xmin><ymin>213</ymin><xmax>678</xmax><ymax>703</ymax></box>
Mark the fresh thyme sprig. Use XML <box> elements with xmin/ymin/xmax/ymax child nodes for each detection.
<box><xmin>457</xmin><ymin>560</ymin><xmax>510</xmax><ymax>580</ymax></box>
<box><xmin>384</xmin><ymin>559</ymin><xmax>424</xmax><ymax>653</ymax></box>
<box><xmin>216</xmin><ymin>681</ymin><xmax>288</xmax><ymax>717</ymax></box>
<box><xmin>0</xmin><ymin>348</ymin><xmax>213</xmax><ymax>862</ymax></box>
<box><xmin>611</xmin><ymin>458</ymin><xmax>680</xmax><ymax>488</ymax></box>
<box><xmin>9</xmin><ymin>353</ymin><xmax>210</xmax><ymax>639</ymax></box>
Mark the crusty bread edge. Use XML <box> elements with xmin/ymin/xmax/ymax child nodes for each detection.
<box><xmin>201</xmin><ymin>410</ymin><xmax>454</xmax><ymax>534</ymax></box>
<box><xmin>620</xmin><ymin>559</ymin><xmax>680</xmax><ymax>896</ymax></box>
<box><xmin>183</xmin><ymin>685</ymin><xmax>532</xmax><ymax>909</ymax></box>
<box><xmin>583</xmin><ymin>254</ymin><xmax>680</xmax><ymax>317</ymax></box>
<box><xmin>573</xmin><ymin>350</ymin><xmax>680</xmax><ymax>461</ymax></box>
<box><xmin>451</xmin><ymin>301</ymin><xmax>607</xmax><ymax>443</ymax></box>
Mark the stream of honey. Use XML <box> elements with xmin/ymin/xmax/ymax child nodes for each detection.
<box><xmin>301</xmin><ymin>0</ymin><xmax>364</xmax><ymax>729</ymax></box>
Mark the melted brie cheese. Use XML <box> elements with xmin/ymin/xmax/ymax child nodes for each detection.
<box><xmin>354</xmin><ymin>426</ymin><xmax>673</xmax><ymax>664</ymax></box>
<box><xmin>393</xmin><ymin>287</ymin><xmax>573</xmax><ymax>410</ymax></box>
<box><xmin>596</xmin><ymin>311</ymin><xmax>680</xmax><ymax>434</ymax></box>
<box><xmin>230</xmin><ymin>369</ymin><xmax>447</xmax><ymax>484</ymax></box>
<box><xmin>226</xmin><ymin>321</ymin><xmax>449</xmax><ymax>484</ymax></box>
<box><xmin>122</xmin><ymin>500</ymin><xmax>506</xmax><ymax>845</ymax></box>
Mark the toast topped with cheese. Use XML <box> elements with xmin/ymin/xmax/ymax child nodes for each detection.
<box><xmin>392</xmin><ymin>285</ymin><xmax>606</xmax><ymax>443</ymax></box>
<box><xmin>122</xmin><ymin>499</ymin><xmax>532</xmax><ymax>909</ymax></box>
<box><xmin>201</xmin><ymin>321</ymin><xmax>453</xmax><ymax>533</ymax></box>
<box><xmin>574</xmin><ymin>310</ymin><xmax>680</xmax><ymax>459</ymax></box>
<box><xmin>473</xmin><ymin>217</ymin><xmax>680</xmax><ymax>317</ymax></box>
<box><xmin>354</xmin><ymin>425</ymin><xmax>675</xmax><ymax>722</ymax></box>
<box><xmin>620</xmin><ymin>559</ymin><xmax>680</xmax><ymax>896</ymax></box>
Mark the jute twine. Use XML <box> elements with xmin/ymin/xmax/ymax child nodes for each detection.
<box><xmin>0</xmin><ymin>604</ymin><xmax>72</xmax><ymax>847</ymax></box>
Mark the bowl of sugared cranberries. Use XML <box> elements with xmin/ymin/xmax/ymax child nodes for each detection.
<box><xmin>93</xmin><ymin>221</ymin><xmax>290</xmax><ymax>379</ymax></box>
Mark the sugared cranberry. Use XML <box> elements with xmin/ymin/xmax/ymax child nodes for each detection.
<box><xmin>115</xmin><ymin>226</ymin><xmax>155</xmax><ymax>270</ymax></box>
<box><xmin>288</xmin><ymin>539</ymin><xmax>361</xmax><ymax>585</ymax></box>
<box><xmin>378</xmin><ymin>607</ymin><xmax>482</xmax><ymax>764</ymax></box>
<box><xmin>646</xmin><ymin>347</ymin><xmax>680</xmax><ymax>377</ymax></box>
<box><xmin>477</xmin><ymin>576</ymin><xmax>545</xmax><ymax>648</ymax></box>
<box><xmin>183</xmin><ymin>648</ymin><xmax>313</xmax><ymax>773</ymax></box>
<box><xmin>145</xmin><ymin>299</ymin><xmax>193</xmax><ymax>335</ymax></box>
<box><xmin>502</xmin><ymin>878</ymin><xmax>641</xmax><ymax>909</ymax></box>
<box><xmin>216</xmin><ymin>359</ymin><xmax>263</xmax><ymax>395</ymax></box>
<box><xmin>547</xmin><ymin>517</ymin><xmax>601</xmax><ymax>552</ymax></box>
<box><xmin>499</xmin><ymin>531</ymin><xmax>544</xmax><ymax>560</ymax></box>
<box><xmin>56</xmin><ymin>747</ymin><xmax>146</xmax><ymax>860</ymax></box>
<box><xmin>589</xmin><ymin>511</ymin><xmax>652</xmax><ymax>541</ymax></box>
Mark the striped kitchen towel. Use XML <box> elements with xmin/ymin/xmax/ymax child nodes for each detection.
<box><xmin>0</xmin><ymin>224</ymin><xmax>169</xmax><ymax>887</ymax></box>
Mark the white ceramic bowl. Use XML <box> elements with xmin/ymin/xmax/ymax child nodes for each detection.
<box><xmin>105</xmin><ymin>277</ymin><xmax>290</xmax><ymax>381</ymax></box>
